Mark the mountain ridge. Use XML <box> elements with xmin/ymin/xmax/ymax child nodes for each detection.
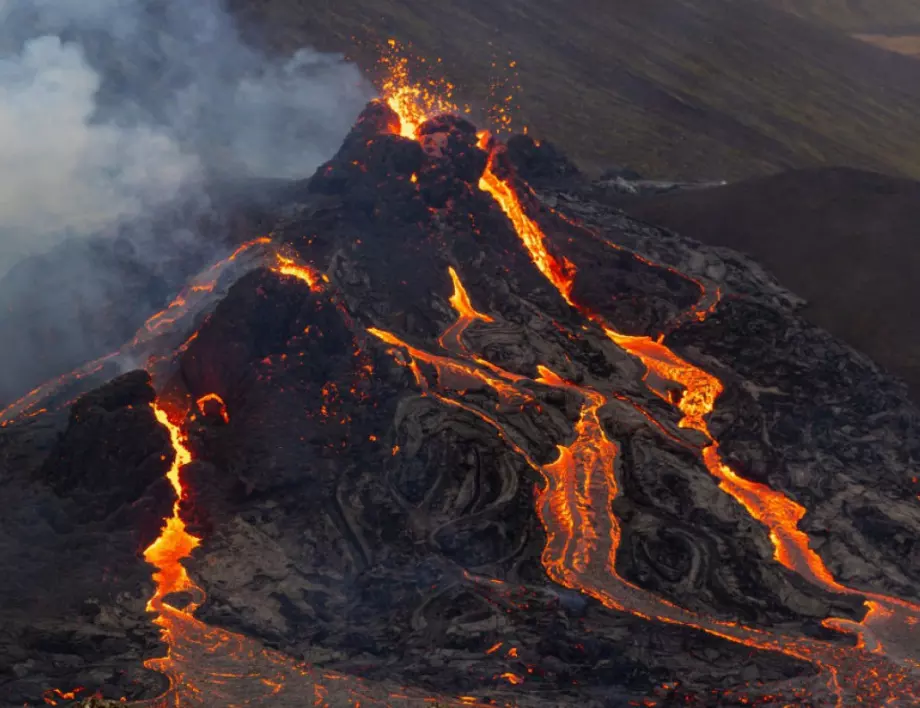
<box><xmin>228</xmin><ymin>0</ymin><xmax>920</xmax><ymax>181</ymax></box>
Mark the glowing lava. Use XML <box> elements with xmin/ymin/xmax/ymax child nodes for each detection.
<box><xmin>144</xmin><ymin>404</ymin><xmax>201</xmax><ymax>621</ymax></box>
<box><xmin>478</xmin><ymin>156</ymin><xmax>576</xmax><ymax>306</ymax></box>
<box><xmin>272</xmin><ymin>253</ymin><xmax>326</xmax><ymax>290</ymax></box>
<box><xmin>379</xmin><ymin>40</ymin><xmax>457</xmax><ymax>140</ymax></box>
<box><xmin>437</xmin><ymin>266</ymin><xmax>494</xmax><ymax>352</ymax></box>
<box><xmin>196</xmin><ymin>393</ymin><xmax>230</xmax><ymax>424</ymax></box>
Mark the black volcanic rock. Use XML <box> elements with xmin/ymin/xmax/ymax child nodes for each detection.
<box><xmin>40</xmin><ymin>371</ymin><xmax>170</xmax><ymax>536</ymax></box>
<box><xmin>505</xmin><ymin>134</ymin><xmax>582</xmax><ymax>187</ymax></box>
<box><xmin>416</xmin><ymin>114</ymin><xmax>488</xmax><ymax>203</ymax></box>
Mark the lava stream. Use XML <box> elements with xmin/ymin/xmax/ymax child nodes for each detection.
<box><xmin>437</xmin><ymin>266</ymin><xmax>494</xmax><ymax>352</ymax></box>
<box><xmin>143</xmin><ymin>404</ymin><xmax>202</xmax><ymax>663</ymax></box>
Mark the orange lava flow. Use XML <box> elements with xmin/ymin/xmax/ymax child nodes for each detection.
<box><xmin>144</xmin><ymin>404</ymin><xmax>201</xmax><ymax>619</ymax></box>
<box><xmin>473</xmin><ymin>139</ymin><xmax>869</xmax><ymax>595</ymax></box>
<box><xmin>478</xmin><ymin>158</ymin><xmax>576</xmax><ymax>306</ymax></box>
<box><xmin>372</xmin><ymin>266</ymin><xmax>920</xmax><ymax>703</ymax></box>
<box><xmin>369</xmin><ymin>327</ymin><xmax>530</xmax><ymax>408</ymax></box>
<box><xmin>272</xmin><ymin>253</ymin><xmax>325</xmax><ymax>291</ymax></box>
<box><xmin>196</xmin><ymin>393</ymin><xmax>230</xmax><ymax>424</ymax></box>
<box><xmin>601</xmin><ymin>329</ymin><xmax>845</xmax><ymax>590</ymax></box>
<box><xmin>41</xmin><ymin>687</ymin><xmax>85</xmax><ymax>705</ymax></box>
<box><xmin>437</xmin><ymin>266</ymin><xmax>494</xmax><ymax>352</ymax></box>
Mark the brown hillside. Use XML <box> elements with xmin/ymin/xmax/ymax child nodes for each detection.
<box><xmin>227</xmin><ymin>0</ymin><xmax>920</xmax><ymax>181</ymax></box>
<box><xmin>764</xmin><ymin>1</ymin><xmax>920</xmax><ymax>32</ymax></box>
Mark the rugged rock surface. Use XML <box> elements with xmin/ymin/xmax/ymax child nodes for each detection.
<box><xmin>0</xmin><ymin>373</ymin><xmax>171</xmax><ymax>706</ymax></box>
<box><xmin>2</xmin><ymin>106</ymin><xmax>920</xmax><ymax>706</ymax></box>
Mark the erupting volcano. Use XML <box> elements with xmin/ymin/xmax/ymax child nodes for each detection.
<box><xmin>2</xmin><ymin>41</ymin><xmax>920</xmax><ymax>708</ymax></box>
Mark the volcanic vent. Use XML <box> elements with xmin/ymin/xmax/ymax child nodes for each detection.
<box><xmin>3</xmin><ymin>69</ymin><xmax>920</xmax><ymax>707</ymax></box>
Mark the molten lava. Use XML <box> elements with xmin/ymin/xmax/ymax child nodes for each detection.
<box><xmin>437</xmin><ymin>266</ymin><xmax>493</xmax><ymax>352</ymax></box>
<box><xmin>41</xmin><ymin>687</ymin><xmax>85</xmax><ymax>706</ymax></box>
<box><xmin>196</xmin><ymin>393</ymin><xmax>230</xmax><ymax>424</ymax></box>
<box><xmin>478</xmin><ymin>156</ymin><xmax>577</xmax><ymax>305</ymax></box>
<box><xmin>144</xmin><ymin>404</ymin><xmax>201</xmax><ymax>620</ymax></box>
<box><xmin>379</xmin><ymin>40</ymin><xmax>458</xmax><ymax>140</ymax></box>
<box><xmin>272</xmin><ymin>253</ymin><xmax>325</xmax><ymax>290</ymax></box>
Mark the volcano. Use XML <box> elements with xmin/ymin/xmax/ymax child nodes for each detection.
<box><xmin>2</xmin><ymin>78</ymin><xmax>920</xmax><ymax>707</ymax></box>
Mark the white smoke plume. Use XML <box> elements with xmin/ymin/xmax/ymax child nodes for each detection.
<box><xmin>0</xmin><ymin>0</ymin><xmax>374</xmax><ymax>273</ymax></box>
<box><xmin>0</xmin><ymin>0</ymin><xmax>375</xmax><ymax>406</ymax></box>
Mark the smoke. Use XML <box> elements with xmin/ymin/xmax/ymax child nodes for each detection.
<box><xmin>0</xmin><ymin>0</ymin><xmax>374</xmax><ymax>273</ymax></box>
<box><xmin>0</xmin><ymin>0</ymin><xmax>375</xmax><ymax>406</ymax></box>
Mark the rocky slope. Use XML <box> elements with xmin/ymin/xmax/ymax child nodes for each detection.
<box><xmin>228</xmin><ymin>0</ymin><xmax>920</xmax><ymax>180</ymax></box>
<box><xmin>764</xmin><ymin>0</ymin><xmax>920</xmax><ymax>32</ymax></box>
<box><xmin>2</xmin><ymin>107</ymin><xmax>920</xmax><ymax>707</ymax></box>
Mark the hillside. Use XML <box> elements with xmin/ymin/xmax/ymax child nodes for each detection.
<box><xmin>614</xmin><ymin>167</ymin><xmax>920</xmax><ymax>401</ymax></box>
<box><xmin>764</xmin><ymin>0</ymin><xmax>920</xmax><ymax>32</ymax></box>
<box><xmin>764</xmin><ymin>0</ymin><xmax>920</xmax><ymax>58</ymax></box>
<box><xmin>226</xmin><ymin>0</ymin><xmax>920</xmax><ymax>181</ymax></box>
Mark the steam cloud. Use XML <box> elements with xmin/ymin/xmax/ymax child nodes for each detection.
<box><xmin>0</xmin><ymin>0</ymin><xmax>374</xmax><ymax>273</ymax></box>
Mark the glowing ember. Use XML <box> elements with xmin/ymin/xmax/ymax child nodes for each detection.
<box><xmin>379</xmin><ymin>39</ymin><xmax>458</xmax><ymax>139</ymax></box>
<box><xmin>144</xmin><ymin>404</ymin><xmax>201</xmax><ymax>619</ymax></box>
<box><xmin>41</xmin><ymin>687</ymin><xmax>85</xmax><ymax>706</ymax></box>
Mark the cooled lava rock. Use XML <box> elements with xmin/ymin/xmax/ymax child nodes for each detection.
<box><xmin>39</xmin><ymin>370</ymin><xmax>171</xmax><ymax>540</ymax></box>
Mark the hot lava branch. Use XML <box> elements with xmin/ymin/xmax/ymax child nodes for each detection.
<box><xmin>478</xmin><ymin>150</ymin><xmax>577</xmax><ymax>306</ymax></box>
<box><xmin>144</xmin><ymin>404</ymin><xmax>201</xmax><ymax>620</ymax></box>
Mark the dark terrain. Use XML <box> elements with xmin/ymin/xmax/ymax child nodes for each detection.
<box><xmin>614</xmin><ymin>167</ymin><xmax>920</xmax><ymax>402</ymax></box>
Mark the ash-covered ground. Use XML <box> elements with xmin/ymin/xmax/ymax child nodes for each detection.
<box><xmin>2</xmin><ymin>103</ymin><xmax>920</xmax><ymax>707</ymax></box>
